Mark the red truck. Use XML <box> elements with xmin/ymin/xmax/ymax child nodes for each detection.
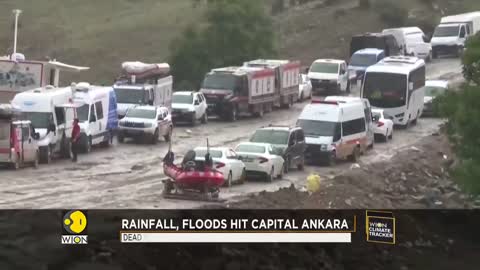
<box><xmin>200</xmin><ymin>66</ymin><xmax>277</xmax><ymax>121</ymax></box>
<box><xmin>243</xmin><ymin>59</ymin><xmax>301</xmax><ymax>108</ymax></box>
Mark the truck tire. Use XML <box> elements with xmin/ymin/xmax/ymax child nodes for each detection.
<box><xmin>11</xmin><ymin>154</ymin><xmax>21</xmax><ymax>170</ymax></box>
<box><xmin>432</xmin><ymin>49</ymin><xmax>438</xmax><ymax>59</ymax></box>
<box><xmin>151</xmin><ymin>128</ymin><xmax>159</xmax><ymax>144</ymax></box>
<box><xmin>62</xmin><ymin>139</ymin><xmax>72</xmax><ymax>159</ymax></box>
<box><xmin>39</xmin><ymin>146</ymin><xmax>51</xmax><ymax>164</ymax></box>
<box><xmin>348</xmin><ymin>146</ymin><xmax>361</xmax><ymax>163</ymax></box>
<box><xmin>201</xmin><ymin>112</ymin><xmax>208</xmax><ymax>124</ymax></box>
<box><xmin>229</xmin><ymin>106</ymin><xmax>237</xmax><ymax>122</ymax></box>
<box><xmin>190</xmin><ymin>113</ymin><xmax>197</xmax><ymax>126</ymax></box>
<box><xmin>81</xmin><ymin>135</ymin><xmax>92</xmax><ymax>153</ymax></box>
<box><xmin>117</xmin><ymin>133</ymin><xmax>125</xmax><ymax>143</ymax></box>
<box><xmin>164</xmin><ymin>126</ymin><xmax>172</xmax><ymax>142</ymax></box>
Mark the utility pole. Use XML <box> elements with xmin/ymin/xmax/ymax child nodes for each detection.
<box><xmin>12</xmin><ymin>9</ymin><xmax>22</xmax><ymax>59</ymax></box>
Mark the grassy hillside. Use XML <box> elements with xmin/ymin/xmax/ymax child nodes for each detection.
<box><xmin>0</xmin><ymin>0</ymin><xmax>479</xmax><ymax>85</ymax></box>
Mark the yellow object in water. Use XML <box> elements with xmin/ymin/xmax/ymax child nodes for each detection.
<box><xmin>306</xmin><ymin>174</ymin><xmax>321</xmax><ymax>193</ymax></box>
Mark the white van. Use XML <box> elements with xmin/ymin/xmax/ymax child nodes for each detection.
<box><xmin>296</xmin><ymin>100</ymin><xmax>368</xmax><ymax>166</ymax></box>
<box><xmin>323</xmin><ymin>96</ymin><xmax>374</xmax><ymax>149</ymax></box>
<box><xmin>307</xmin><ymin>59</ymin><xmax>350</xmax><ymax>93</ymax></box>
<box><xmin>383</xmin><ymin>27</ymin><xmax>432</xmax><ymax>60</ymax></box>
<box><xmin>431</xmin><ymin>12</ymin><xmax>480</xmax><ymax>58</ymax></box>
<box><xmin>12</xmin><ymin>86</ymin><xmax>75</xmax><ymax>163</ymax></box>
<box><xmin>70</xmin><ymin>82</ymin><xmax>119</xmax><ymax>152</ymax></box>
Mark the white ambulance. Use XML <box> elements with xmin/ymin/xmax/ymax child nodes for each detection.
<box><xmin>296</xmin><ymin>100</ymin><xmax>368</xmax><ymax>166</ymax></box>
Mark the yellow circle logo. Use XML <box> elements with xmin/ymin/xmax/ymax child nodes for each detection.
<box><xmin>63</xmin><ymin>210</ymin><xmax>87</xmax><ymax>234</ymax></box>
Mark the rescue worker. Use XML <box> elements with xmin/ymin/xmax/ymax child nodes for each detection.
<box><xmin>71</xmin><ymin>118</ymin><xmax>81</xmax><ymax>162</ymax></box>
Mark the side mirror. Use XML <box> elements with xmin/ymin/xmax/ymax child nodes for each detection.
<box><xmin>48</xmin><ymin>124</ymin><xmax>56</xmax><ymax>132</ymax></box>
<box><xmin>194</xmin><ymin>100</ymin><xmax>200</xmax><ymax>106</ymax></box>
<box><xmin>158</xmin><ymin>115</ymin><xmax>164</xmax><ymax>121</ymax></box>
<box><xmin>33</xmin><ymin>133</ymin><xmax>40</xmax><ymax>140</ymax></box>
<box><xmin>90</xmin><ymin>116</ymin><xmax>96</xmax><ymax>123</ymax></box>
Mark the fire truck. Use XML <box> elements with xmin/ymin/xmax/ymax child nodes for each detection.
<box><xmin>200</xmin><ymin>66</ymin><xmax>277</xmax><ymax>121</ymax></box>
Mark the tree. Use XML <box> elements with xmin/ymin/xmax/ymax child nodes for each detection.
<box><xmin>437</xmin><ymin>32</ymin><xmax>480</xmax><ymax>194</ymax></box>
<box><xmin>169</xmin><ymin>0</ymin><xmax>276</xmax><ymax>89</ymax></box>
<box><xmin>462</xmin><ymin>32</ymin><xmax>480</xmax><ymax>85</ymax></box>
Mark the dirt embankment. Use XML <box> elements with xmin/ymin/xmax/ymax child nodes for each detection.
<box><xmin>229</xmin><ymin>131</ymin><xmax>479</xmax><ymax>210</ymax></box>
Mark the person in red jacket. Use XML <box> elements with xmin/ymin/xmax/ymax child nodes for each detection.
<box><xmin>71</xmin><ymin>118</ymin><xmax>81</xmax><ymax>162</ymax></box>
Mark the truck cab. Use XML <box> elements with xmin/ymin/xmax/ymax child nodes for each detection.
<box><xmin>0</xmin><ymin>104</ymin><xmax>39</xmax><ymax>169</ymax></box>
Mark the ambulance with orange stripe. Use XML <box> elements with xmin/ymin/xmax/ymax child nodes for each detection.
<box><xmin>296</xmin><ymin>99</ymin><xmax>368</xmax><ymax>166</ymax></box>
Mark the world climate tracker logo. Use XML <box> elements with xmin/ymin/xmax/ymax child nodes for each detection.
<box><xmin>61</xmin><ymin>210</ymin><xmax>88</xmax><ymax>245</ymax></box>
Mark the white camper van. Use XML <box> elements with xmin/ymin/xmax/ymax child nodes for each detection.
<box><xmin>11</xmin><ymin>86</ymin><xmax>75</xmax><ymax>163</ymax></box>
<box><xmin>431</xmin><ymin>12</ymin><xmax>480</xmax><ymax>58</ymax></box>
<box><xmin>114</xmin><ymin>62</ymin><xmax>173</xmax><ymax>119</ymax></box>
<box><xmin>296</xmin><ymin>100</ymin><xmax>369</xmax><ymax>166</ymax></box>
<box><xmin>70</xmin><ymin>82</ymin><xmax>118</xmax><ymax>152</ymax></box>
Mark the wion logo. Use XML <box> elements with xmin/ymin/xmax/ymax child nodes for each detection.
<box><xmin>61</xmin><ymin>210</ymin><xmax>88</xmax><ymax>245</ymax></box>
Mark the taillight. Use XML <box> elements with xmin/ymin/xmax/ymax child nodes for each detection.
<box><xmin>377</xmin><ymin>121</ymin><xmax>384</xmax><ymax>127</ymax></box>
<box><xmin>258</xmin><ymin>157</ymin><xmax>269</xmax><ymax>163</ymax></box>
<box><xmin>215</xmin><ymin>162</ymin><xmax>225</xmax><ymax>169</ymax></box>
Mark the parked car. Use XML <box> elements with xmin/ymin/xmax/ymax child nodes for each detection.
<box><xmin>298</xmin><ymin>73</ymin><xmax>312</xmax><ymax>101</ymax></box>
<box><xmin>118</xmin><ymin>105</ymin><xmax>173</xmax><ymax>144</ymax></box>
<box><xmin>307</xmin><ymin>59</ymin><xmax>350</xmax><ymax>94</ymax></box>
<box><xmin>372</xmin><ymin>109</ymin><xmax>394</xmax><ymax>142</ymax></box>
<box><xmin>171</xmin><ymin>91</ymin><xmax>208</xmax><ymax>125</ymax></box>
<box><xmin>348</xmin><ymin>49</ymin><xmax>385</xmax><ymax>83</ymax></box>
<box><xmin>234</xmin><ymin>142</ymin><xmax>284</xmax><ymax>182</ymax></box>
<box><xmin>193</xmin><ymin>147</ymin><xmax>246</xmax><ymax>187</ymax></box>
<box><xmin>250</xmin><ymin>125</ymin><xmax>306</xmax><ymax>173</ymax></box>
<box><xmin>423</xmin><ymin>80</ymin><xmax>449</xmax><ymax>116</ymax></box>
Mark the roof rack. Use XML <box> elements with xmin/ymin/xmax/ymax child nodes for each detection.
<box><xmin>381</xmin><ymin>56</ymin><xmax>420</xmax><ymax>64</ymax></box>
<box><xmin>311</xmin><ymin>99</ymin><xmax>339</xmax><ymax>105</ymax></box>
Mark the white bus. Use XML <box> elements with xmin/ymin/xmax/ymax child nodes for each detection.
<box><xmin>360</xmin><ymin>56</ymin><xmax>425</xmax><ymax>127</ymax></box>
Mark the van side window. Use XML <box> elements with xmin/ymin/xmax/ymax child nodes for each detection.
<box><xmin>333</xmin><ymin>123</ymin><xmax>342</xmax><ymax>142</ymax></box>
<box><xmin>54</xmin><ymin>107</ymin><xmax>66</xmax><ymax>126</ymax></box>
<box><xmin>296</xmin><ymin>130</ymin><xmax>305</xmax><ymax>142</ymax></box>
<box><xmin>22</xmin><ymin>127</ymin><xmax>30</xmax><ymax>140</ymax></box>
<box><xmin>342</xmin><ymin>118</ymin><xmax>366</xmax><ymax>136</ymax></box>
<box><xmin>409</xmin><ymin>66</ymin><xmax>426</xmax><ymax>91</ymax></box>
<box><xmin>89</xmin><ymin>105</ymin><xmax>96</xmax><ymax>122</ymax></box>
<box><xmin>460</xmin><ymin>26</ymin><xmax>466</xmax><ymax>38</ymax></box>
<box><xmin>95</xmin><ymin>102</ymin><xmax>104</xmax><ymax>120</ymax></box>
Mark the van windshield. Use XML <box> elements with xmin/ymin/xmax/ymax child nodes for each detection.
<box><xmin>23</xmin><ymin>112</ymin><xmax>53</xmax><ymax>129</ymax></box>
<box><xmin>202</xmin><ymin>74</ymin><xmax>238</xmax><ymax>91</ymax></box>
<box><xmin>350</xmin><ymin>54</ymin><xmax>377</xmax><ymax>67</ymax></box>
<box><xmin>297</xmin><ymin>119</ymin><xmax>338</xmax><ymax>137</ymax></box>
<box><xmin>114</xmin><ymin>88</ymin><xmax>146</xmax><ymax>104</ymax></box>
<box><xmin>433</xmin><ymin>26</ymin><xmax>459</xmax><ymax>37</ymax></box>
<box><xmin>76</xmin><ymin>104</ymin><xmax>90</xmax><ymax>122</ymax></box>
<box><xmin>363</xmin><ymin>72</ymin><xmax>407</xmax><ymax>108</ymax></box>
<box><xmin>250</xmin><ymin>130</ymin><xmax>289</xmax><ymax>145</ymax></box>
<box><xmin>310</xmin><ymin>62</ymin><xmax>339</xmax><ymax>74</ymax></box>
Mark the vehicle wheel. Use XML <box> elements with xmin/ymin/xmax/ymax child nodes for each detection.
<box><xmin>118</xmin><ymin>133</ymin><xmax>125</xmax><ymax>143</ymax></box>
<box><xmin>32</xmin><ymin>151</ymin><xmax>39</xmax><ymax>168</ymax></box>
<box><xmin>201</xmin><ymin>112</ymin><xmax>208</xmax><ymax>124</ymax></box>
<box><xmin>82</xmin><ymin>136</ymin><xmax>92</xmax><ymax>153</ymax></box>
<box><xmin>326</xmin><ymin>151</ymin><xmax>336</xmax><ymax>166</ymax></box>
<box><xmin>278</xmin><ymin>165</ymin><xmax>284</xmax><ymax>179</ymax></box>
<box><xmin>267</xmin><ymin>167</ymin><xmax>274</xmax><ymax>182</ymax></box>
<box><xmin>389</xmin><ymin>130</ymin><xmax>393</xmax><ymax>140</ymax></box>
<box><xmin>39</xmin><ymin>146</ymin><xmax>51</xmax><ymax>164</ymax></box>
<box><xmin>164</xmin><ymin>127</ymin><xmax>172</xmax><ymax>142</ymax></box>
<box><xmin>256</xmin><ymin>107</ymin><xmax>264</xmax><ymax>118</ymax></box>
<box><xmin>455</xmin><ymin>47</ymin><xmax>464</xmax><ymax>58</ymax></box>
<box><xmin>229</xmin><ymin>107</ymin><xmax>237</xmax><ymax>122</ymax></box>
<box><xmin>299</xmin><ymin>92</ymin><xmax>304</xmax><ymax>102</ymax></box>
<box><xmin>284</xmin><ymin>156</ymin><xmax>290</xmax><ymax>174</ymax></box>
<box><xmin>426</xmin><ymin>51</ymin><xmax>433</xmax><ymax>62</ymax></box>
<box><xmin>238</xmin><ymin>168</ymin><xmax>246</xmax><ymax>184</ymax></box>
<box><xmin>151</xmin><ymin>128</ymin><xmax>159</xmax><ymax>145</ymax></box>
<box><xmin>191</xmin><ymin>114</ymin><xmax>197</xmax><ymax>126</ymax></box>
<box><xmin>11</xmin><ymin>154</ymin><xmax>21</xmax><ymax>170</ymax></box>
<box><xmin>297</xmin><ymin>156</ymin><xmax>305</xmax><ymax>171</ymax></box>
<box><xmin>225</xmin><ymin>171</ymin><xmax>233</xmax><ymax>187</ymax></box>
<box><xmin>349</xmin><ymin>146</ymin><xmax>361</xmax><ymax>162</ymax></box>
<box><xmin>432</xmin><ymin>49</ymin><xmax>438</xmax><ymax>59</ymax></box>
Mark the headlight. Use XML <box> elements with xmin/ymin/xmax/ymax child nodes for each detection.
<box><xmin>144</xmin><ymin>123</ymin><xmax>153</xmax><ymax>128</ymax></box>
